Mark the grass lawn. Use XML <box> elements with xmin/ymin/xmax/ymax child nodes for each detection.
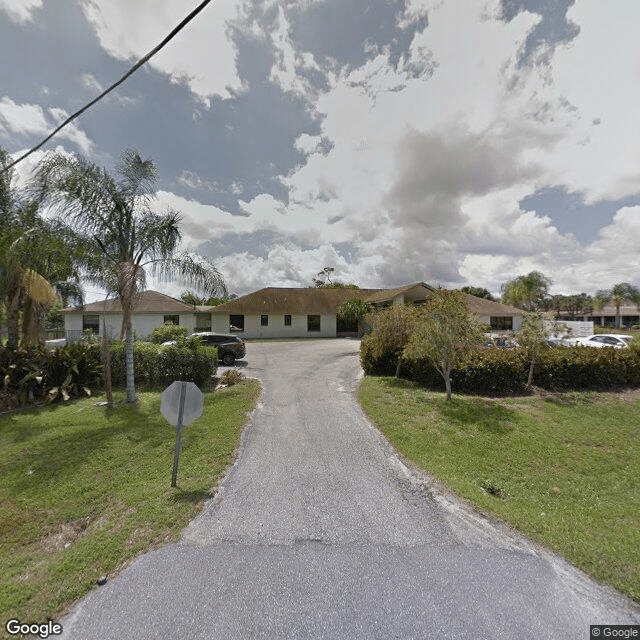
<box><xmin>0</xmin><ymin>380</ymin><xmax>260</xmax><ymax>624</ymax></box>
<box><xmin>358</xmin><ymin>376</ymin><xmax>640</xmax><ymax>603</ymax></box>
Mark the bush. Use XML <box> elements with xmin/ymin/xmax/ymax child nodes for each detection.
<box><xmin>0</xmin><ymin>342</ymin><xmax>102</xmax><ymax>409</ymax></box>
<box><xmin>149</xmin><ymin>323</ymin><xmax>189</xmax><ymax>344</ymax></box>
<box><xmin>362</xmin><ymin>339</ymin><xmax>640</xmax><ymax>395</ymax></box>
<box><xmin>219</xmin><ymin>370</ymin><xmax>245</xmax><ymax>386</ymax></box>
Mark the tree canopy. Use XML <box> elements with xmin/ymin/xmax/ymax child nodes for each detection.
<box><xmin>500</xmin><ymin>271</ymin><xmax>551</xmax><ymax>311</ymax></box>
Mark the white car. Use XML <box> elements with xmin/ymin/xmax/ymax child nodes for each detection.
<box><xmin>571</xmin><ymin>334</ymin><xmax>633</xmax><ymax>348</ymax></box>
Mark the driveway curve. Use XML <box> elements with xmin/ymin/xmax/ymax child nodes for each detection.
<box><xmin>60</xmin><ymin>339</ymin><xmax>640</xmax><ymax>640</ymax></box>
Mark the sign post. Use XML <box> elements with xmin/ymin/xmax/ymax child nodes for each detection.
<box><xmin>160</xmin><ymin>381</ymin><xmax>204</xmax><ymax>487</ymax></box>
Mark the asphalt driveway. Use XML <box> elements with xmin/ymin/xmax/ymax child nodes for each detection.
<box><xmin>60</xmin><ymin>339</ymin><xmax>639</xmax><ymax>639</ymax></box>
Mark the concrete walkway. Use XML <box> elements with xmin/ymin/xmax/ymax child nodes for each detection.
<box><xmin>59</xmin><ymin>339</ymin><xmax>640</xmax><ymax>639</ymax></box>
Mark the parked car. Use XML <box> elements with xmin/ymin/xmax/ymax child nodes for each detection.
<box><xmin>163</xmin><ymin>332</ymin><xmax>246</xmax><ymax>365</ymax></box>
<box><xmin>570</xmin><ymin>334</ymin><xmax>633</xmax><ymax>349</ymax></box>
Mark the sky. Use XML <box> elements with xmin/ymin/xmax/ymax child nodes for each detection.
<box><xmin>1</xmin><ymin>0</ymin><xmax>640</xmax><ymax>301</ymax></box>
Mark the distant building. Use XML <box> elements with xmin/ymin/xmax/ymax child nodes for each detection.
<box><xmin>63</xmin><ymin>283</ymin><xmax>524</xmax><ymax>341</ymax></box>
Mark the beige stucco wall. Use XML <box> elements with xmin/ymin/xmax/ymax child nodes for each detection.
<box><xmin>211</xmin><ymin>313</ymin><xmax>337</xmax><ymax>339</ymax></box>
<box><xmin>65</xmin><ymin>312</ymin><xmax>197</xmax><ymax>340</ymax></box>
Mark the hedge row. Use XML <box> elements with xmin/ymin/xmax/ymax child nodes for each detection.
<box><xmin>360</xmin><ymin>337</ymin><xmax>640</xmax><ymax>395</ymax></box>
<box><xmin>0</xmin><ymin>340</ymin><xmax>217</xmax><ymax>411</ymax></box>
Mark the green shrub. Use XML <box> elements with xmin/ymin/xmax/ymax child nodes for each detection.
<box><xmin>108</xmin><ymin>340</ymin><xmax>217</xmax><ymax>389</ymax></box>
<box><xmin>219</xmin><ymin>369</ymin><xmax>245</xmax><ymax>386</ymax></box>
<box><xmin>149</xmin><ymin>323</ymin><xmax>189</xmax><ymax>344</ymax></box>
<box><xmin>362</xmin><ymin>339</ymin><xmax>640</xmax><ymax>395</ymax></box>
<box><xmin>0</xmin><ymin>342</ymin><xmax>102</xmax><ymax>408</ymax></box>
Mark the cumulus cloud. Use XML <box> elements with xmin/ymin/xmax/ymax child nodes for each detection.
<box><xmin>0</xmin><ymin>0</ymin><xmax>42</xmax><ymax>23</ymax></box>
<box><xmin>0</xmin><ymin>97</ymin><xmax>93</xmax><ymax>152</ymax></box>
<box><xmin>80</xmin><ymin>0</ymin><xmax>244</xmax><ymax>100</ymax></box>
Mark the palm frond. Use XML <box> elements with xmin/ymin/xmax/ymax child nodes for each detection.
<box><xmin>116</xmin><ymin>149</ymin><xmax>158</xmax><ymax>204</ymax></box>
<box><xmin>147</xmin><ymin>253</ymin><xmax>227</xmax><ymax>299</ymax></box>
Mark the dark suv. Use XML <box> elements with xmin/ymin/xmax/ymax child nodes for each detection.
<box><xmin>192</xmin><ymin>332</ymin><xmax>246</xmax><ymax>365</ymax></box>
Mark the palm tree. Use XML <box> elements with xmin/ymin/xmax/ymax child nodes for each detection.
<box><xmin>35</xmin><ymin>148</ymin><xmax>227</xmax><ymax>402</ymax></box>
<box><xmin>0</xmin><ymin>148</ymin><xmax>62</xmax><ymax>347</ymax></box>
<box><xmin>594</xmin><ymin>283</ymin><xmax>640</xmax><ymax>328</ymax></box>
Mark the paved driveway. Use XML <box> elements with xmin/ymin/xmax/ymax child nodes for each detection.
<box><xmin>60</xmin><ymin>339</ymin><xmax>639</xmax><ymax>639</ymax></box>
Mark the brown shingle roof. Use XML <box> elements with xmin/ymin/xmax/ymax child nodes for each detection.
<box><xmin>62</xmin><ymin>290</ymin><xmax>194</xmax><ymax>314</ymax></box>
<box><xmin>465</xmin><ymin>294</ymin><xmax>522</xmax><ymax>317</ymax></box>
<box><xmin>210</xmin><ymin>287</ymin><xmax>384</xmax><ymax>315</ymax></box>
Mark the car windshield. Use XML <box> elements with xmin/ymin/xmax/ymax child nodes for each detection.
<box><xmin>619</xmin><ymin>337</ymin><xmax>631</xmax><ymax>345</ymax></box>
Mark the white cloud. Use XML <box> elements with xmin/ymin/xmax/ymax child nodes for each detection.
<box><xmin>0</xmin><ymin>0</ymin><xmax>42</xmax><ymax>23</ymax></box>
<box><xmin>0</xmin><ymin>97</ymin><xmax>93</xmax><ymax>153</ymax></box>
<box><xmin>80</xmin><ymin>0</ymin><xmax>244</xmax><ymax>101</ymax></box>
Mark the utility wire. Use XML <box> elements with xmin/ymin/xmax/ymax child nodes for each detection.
<box><xmin>1</xmin><ymin>0</ymin><xmax>213</xmax><ymax>174</ymax></box>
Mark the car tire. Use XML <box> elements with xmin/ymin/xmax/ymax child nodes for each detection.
<box><xmin>221</xmin><ymin>352</ymin><xmax>236</xmax><ymax>366</ymax></box>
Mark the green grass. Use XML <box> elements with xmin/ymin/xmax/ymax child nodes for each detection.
<box><xmin>0</xmin><ymin>381</ymin><xmax>260</xmax><ymax>625</ymax></box>
<box><xmin>357</xmin><ymin>377</ymin><xmax>640</xmax><ymax>602</ymax></box>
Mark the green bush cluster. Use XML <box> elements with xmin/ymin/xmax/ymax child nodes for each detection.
<box><xmin>149</xmin><ymin>323</ymin><xmax>189</xmax><ymax>344</ymax></box>
<box><xmin>108</xmin><ymin>340</ymin><xmax>217</xmax><ymax>389</ymax></box>
<box><xmin>361</xmin><ymin>336</ymin><xmax>640</xmax><ymax>394</ymax></box>
<box><xmin>0</xmin><ymin>337</ymin><xmax>218</xmax><ymax>411</ymax></box>
<box><xmin>0</xmin><ymin>342</ymin><xmax>102</xmax><ymax>410</ymax></box>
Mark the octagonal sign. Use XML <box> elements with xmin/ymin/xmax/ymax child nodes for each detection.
<box><xmin>161</xmin><ymin>381</ymin><xmax>203</xmax><ymax>428</ymax></box>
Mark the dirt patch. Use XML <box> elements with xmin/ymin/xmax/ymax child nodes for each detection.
<box><xmin>40</xmin><ymin>518</ymin><xmax>90</xmax><ymax>553</ymax></box>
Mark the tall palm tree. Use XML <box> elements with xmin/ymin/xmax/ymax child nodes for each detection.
<box><xmin>35</xmin><ymin>148</ymin><xmax>227</xmax><ymax>402</ymax></box>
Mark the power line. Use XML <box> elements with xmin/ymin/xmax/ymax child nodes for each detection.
<box><xmin>1</xmin><ymin>0</ymin><xmax>214</xmax><ymax>174</ymax></box>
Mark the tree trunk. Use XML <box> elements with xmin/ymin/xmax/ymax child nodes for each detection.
<box><xmin>101</xmin><ymin>315</ymin><xmax>113</xmax><ymax>408</ymax></box>
<box><xmin>125</xmin><ymin>326</ymin><xmax>136</xmax><ymax>403</ymax></box>
<box><xmin>527</xmin><ymin>356</ymin><xmax>535</xmax><ymax>388</ymax></box>
<box><xmin>444</xmin><ymin>370</ymin><xmax>452</xmax><ymax>401</ymax></box>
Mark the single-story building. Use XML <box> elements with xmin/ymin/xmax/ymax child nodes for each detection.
<box><xmin>63</xmin><ymin>284</ymin><xmax>523</xmax><ymax>341</ymax></box>
<box><xmin>62</xmin><ymin>290</ymin><xmax>210</xmax><ymax>342</ymax></box>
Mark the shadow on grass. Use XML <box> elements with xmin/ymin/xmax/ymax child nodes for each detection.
<box><xmin>1</xmin><ymin>396</ymin><xmax>172</xmax><ymax>494</ymax></box>
<box><xmin>436</xmin><ymin>397</ymin><xmax>520</xmax><ymax>434</ymax></box>
<box><xmin>168</xmin><ymin>489</ymin><xmax>209</xmax><ymax>504</ymax></box>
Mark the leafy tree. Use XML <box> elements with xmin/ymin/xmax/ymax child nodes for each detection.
<box><xmin>364</xmin><ymin>304</ymin><xmax>419</xmax><ymax>378</ymax></box>
<box><xmin>460</xmin><ymin>286</ymin><xmax>495</xmax><ymax>301</ymax></box>
<box><xmin>548</xmin><ymin>293</ymin><xmax>593</xmax><ymax>319</ymax></box>
<box><xmin>516</xmin><ymin>310</ymin><xmax>554</xmax><ymax>388</ymax></box>
<box><xmin>312</xmin><ymin>266</ymin><xmax>358</xmax><ymax>288</ymax></box>
<box><xmin>35</xmin><ymin>148</ymin><xmax>226</xmax><ymax>403</ymax></box>
<box><xmin>337</xmin><ymin>298</ymin><xmax>374</xmax><ymax>335</ymax></box>
<box><xmin>593</xmin><ymin>283</ymin><xmax>640</xmax><ymax>328</ymax></box>
<box><xmin>403</xmin><ymin>290</ymin><xmax>485</xmax><ymax>400</ymax></box>
<box><xmin>500</xmin><ymin>271</ymin><xmax>551</xmax><ymax>311</ymax></box>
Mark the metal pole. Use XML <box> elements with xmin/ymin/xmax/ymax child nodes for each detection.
<box><xmin>171</xmin><ymin>382</ymin><xmax>187</xmax><ymax>487</ymax></box>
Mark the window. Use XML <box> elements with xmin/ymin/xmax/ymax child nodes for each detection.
<box><xmin>490</xmin><ymin>316</ymin><xmax>512</xmax><ymax>331</ymax></box>
<box><xmin>230</xmin><ymin>314</ymin><xmax>245</xmax><ymax>332</ymax></box>
<box><xmin>82</xmin><ymin>314</ymin><xmax>100</xmax><ymax>333</ymax></box>
<box><xmin>163</xmin><ymin>315</ymin><xmax>179</xmax><ymax>325</ymax></box>
<box><xmin>195</xmin><ymin>313</ymin><xmax>211</xmax><ymax>332</ymax></box>
<box><xmin>284</xmin><ymin>314</ymin><xmax>292</xmax><ymax>326</ymax></box>
<box><xmin>307</xmin><ymin>315</ymin><xmax>321</xmax><ymax>332</ymax></box>
<box><xmin>261</xmin><ymin>314</ymin><xmax>268</xmax><ymax>327</ymax></box>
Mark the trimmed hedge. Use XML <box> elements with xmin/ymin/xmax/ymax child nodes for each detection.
<box><xmin>108</xmin><ymin>340</ymin><xmax>217</xmax><ymax>388</ymax></box>
<box><xmin>361</xmin><ymin>336</ymin><xmax>640</xmax><ymax>395</ymax></box>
